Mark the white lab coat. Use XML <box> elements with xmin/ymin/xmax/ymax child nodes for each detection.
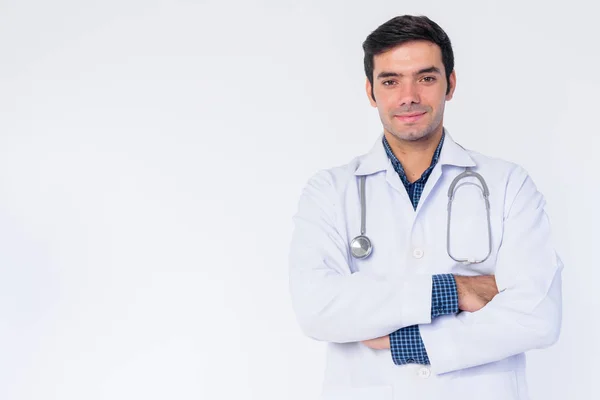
<box><xmin>288</xmin><ymin>129</ymin><xmax>563</xmax><ymax>400</ymax></box>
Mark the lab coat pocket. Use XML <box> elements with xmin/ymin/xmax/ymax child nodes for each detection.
<box><xmin>319</xmin><ymin>385</ymin><xmax>393</xmax><ymax>400</ymax></box>
<box><xmin>452</xmin><ymin>370</ymin><xmax>519</xmax><ymax>400</ymax></box>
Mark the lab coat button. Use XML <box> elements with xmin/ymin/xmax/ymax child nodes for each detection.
<box><xmin>418</xmin><ymin>367</ymin><xmax>431</xmax><ymax>379</ymax></box>
<box><xmin>413</xmin><ymin>248</ymin><xmax>424</xmax><ymax>259</ymax></box>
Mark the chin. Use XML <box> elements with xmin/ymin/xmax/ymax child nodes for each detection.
<box><xmin>393</xmin><ymin>130</ymin><xmax>431</xmax><ymax>142</ymax></box>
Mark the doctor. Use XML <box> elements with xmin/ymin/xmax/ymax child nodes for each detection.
<box><xmin>288</xmin><ymin>15</ymin><xmax>562</xmax><ymax>400</ymax></box>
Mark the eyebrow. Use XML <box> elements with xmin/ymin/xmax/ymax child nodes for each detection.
<box><xmin>376</xmin><ymin>66</ymin><xmax>442</xmax><ymax>79</ymax></box>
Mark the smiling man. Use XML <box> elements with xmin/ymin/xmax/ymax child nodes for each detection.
<box><xmin>289</xmin><ymin>15</ymin><xmax>562</xmax><ymax>400</ymax></box>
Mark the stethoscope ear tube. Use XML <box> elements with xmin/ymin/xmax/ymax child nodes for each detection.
<box><xmin>446</xmin><ymin>168</ymin><xmax>493</xmax><ymax>264</ymax></box>
<box><xmin>447</xmin><ymin>168</ymin><xmax>490</xmax><ymax>198</ymax></box>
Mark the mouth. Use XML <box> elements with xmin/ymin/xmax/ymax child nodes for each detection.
<box><xmin>394</xmin><ymin>112</ymin><xmax>426</xmax><ymax>123</ymax></box>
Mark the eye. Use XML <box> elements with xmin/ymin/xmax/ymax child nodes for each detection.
<box><xmin>421</xmin><ymin>76</ymin><xmax>437</xmax><ymax>83</ymax></box>
<box><xmin>382</xmin><ymin>80</ymin><xmax>397</xmax><ymax>86</ymax></box>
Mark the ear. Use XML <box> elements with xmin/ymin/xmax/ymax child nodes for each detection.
<box><xmin>445</xmin><ymin>70</ymin><xmax>456</xmax><ymax>100</ymax></box>
<box><xmin>365</xmin><ymin>78</ymin><xmax>377</xmax><ymax>106</ymax></box>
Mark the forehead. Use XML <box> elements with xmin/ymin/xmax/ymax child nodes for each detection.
<box><xmin>373</xmin><ymin>40</ymin><xmax>444</xmax><ymax>74</ymax></box>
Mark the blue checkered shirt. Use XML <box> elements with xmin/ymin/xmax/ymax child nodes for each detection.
<box><xmin>383</xmin><ymin>132</ymin><xmax>459</xmax><ymax>365</ymax></box>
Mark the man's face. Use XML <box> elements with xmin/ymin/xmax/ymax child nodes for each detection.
<box><xmin>366</xmin><ymin>40</ymin><xmax>456</xmax><ymax>142</ymax></box>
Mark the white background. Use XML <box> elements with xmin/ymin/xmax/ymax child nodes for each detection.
<box><xmin>0</xmin><ymin>0</ymin><xmax>597</xmax><ymax>399</ymax></box>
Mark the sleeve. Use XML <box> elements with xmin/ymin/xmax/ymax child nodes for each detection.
<box><xmin>389</xmin><ymin>274</ymin><xmax>459</xmax><ymax>365</ymax></box>
<box><xmin>390</xmin><ymin>325</ymin><xmax>430</xmax><ymax>365</ymax></box>
<box><xmin>288</xmin><ymin>170</ymin><xmax>434</xmax><ymax>343</ymax></box>
<box><xmin>418</xmin><ymin>166</ymin><xmax>563</xmax><ymax>375</ymax></box>
<box><xmin>431</xmin><ymin>274</ymin><xmax>459</xmax><ymax>318</ymax></box>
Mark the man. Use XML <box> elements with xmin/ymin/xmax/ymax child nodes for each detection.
<box><xmin>288</xmin><ymin>15</ymin><xmax>562</xmax><ymax>400</ymax></box>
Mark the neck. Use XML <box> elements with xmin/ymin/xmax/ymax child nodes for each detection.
<box><xmin>384</xmin><ymin>127</ymin><xmax>443</xmax><ymax>183</ymax></box>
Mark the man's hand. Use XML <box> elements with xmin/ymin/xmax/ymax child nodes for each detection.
<box><xmin>361</xmin><ymin>335</ymin><xmax>390</xmax><ymax>350</ymax></box>
<box><xmin>454</xmin><ymin>275</ymin><xmax>499</xmax><ymax>312</ymax></box>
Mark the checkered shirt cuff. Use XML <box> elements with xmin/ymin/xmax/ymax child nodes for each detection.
<box><xmin>389</xmin><ymin>274</ymin><xmax>458</xmax><ymax>365</ymax></box>
<box><xmin>431</xmin><ymin>274</ymin><xmax>459</xmax><ymax>318</ymax></box>
<box><xmin>390</xmin><ymin>325</ymin><xmax>429</xmax><ymax>365</ymax></box>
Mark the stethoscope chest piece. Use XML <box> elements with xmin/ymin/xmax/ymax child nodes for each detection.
<box><xmin>350</xmin><ymin>235</ymin><xmax>372</xmax><ymax>259</ymax></box>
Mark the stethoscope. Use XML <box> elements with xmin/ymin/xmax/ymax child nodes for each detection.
<box><xmin>349</xmin><ymin>167</ymin><xmax>492</xmax><ymax>264</ymax></box>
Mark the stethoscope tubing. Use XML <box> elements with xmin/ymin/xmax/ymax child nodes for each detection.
<box><xmin>351</xmin><ymin>167</ymin><xmax>493</xmax><ymax>264</ymax></box>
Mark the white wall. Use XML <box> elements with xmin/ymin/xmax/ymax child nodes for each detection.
<box><xmin>0</xmin><ymin>0</ymin><xmax>596</xmax><ymax>399</ymax></box>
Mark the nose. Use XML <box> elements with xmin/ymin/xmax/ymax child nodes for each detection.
<box><xmin>398</xmin><ymin>82</ymin><xmax>420</xmax><ymax>106</ymax></box>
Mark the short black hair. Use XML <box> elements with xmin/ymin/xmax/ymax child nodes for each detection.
<box><xmin>362</xmin><ymin>15</ymin><xmax>455</xmax><ymax>101</ymax></box>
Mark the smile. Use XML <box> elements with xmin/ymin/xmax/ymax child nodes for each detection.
<box><xmin>394</xmin><ymin>112</ymin><xmax>426</xmax><ymax>123</ymax></box>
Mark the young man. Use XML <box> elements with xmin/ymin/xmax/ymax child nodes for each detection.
<box><xmin>288</xmin><ymin>15</ymin><xmax>562</xmax><ymax>400</ymax></box>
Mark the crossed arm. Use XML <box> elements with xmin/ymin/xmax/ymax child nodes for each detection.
<box><xmin>291</xmin><ymin>268</ymin><xmax>504</xmax><ymax>367</ymax></box>
<box><xmin>289</xmin><ymin>168</ymin><xmax>562</xmax><ymax>375</ymax></box>
<box><xmin>361</xmin><ymin>274</ymin><xmax>499</xmax><ymax>354</ymax></box>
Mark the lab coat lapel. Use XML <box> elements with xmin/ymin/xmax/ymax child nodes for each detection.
<box><xmin>414</xmin><ymin>129</ymin><xmax>476</xmax><ymax>214</ymax></box>
<box><xmin>354</xmin><ymin>133</ymin><xmax>413</xmax><ymax>206</ymax></box>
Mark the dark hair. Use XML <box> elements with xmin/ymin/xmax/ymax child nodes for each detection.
<box><xmin>362</xmin><ymin>15</ymin><xmax>455</xmax><ymax>100</ymax></box>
